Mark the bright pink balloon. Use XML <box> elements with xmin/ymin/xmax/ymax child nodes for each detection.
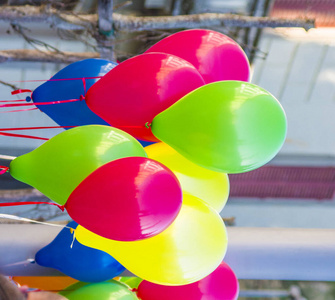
<box><xmin>86</xmin><ymin>53</ymin><xmax>205</xmax><ymax>142</ymax></box>
<box><xmin>145</xmin><ymin>29</ymin><xmax>250</xmax><ymax>84</ymax></box>
<box><xmin>65</xmin><ymin>157</ymin><xmax>182</xmax><ymax>241</ymax></box>
<box><xmin>137</xmin><ymin>262</ymin><xmax>239</xmax><ymax>300</ymax></box>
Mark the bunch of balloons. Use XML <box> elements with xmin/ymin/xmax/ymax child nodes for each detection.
<box><xmin>6</xmin><ymin>29</ymin><xmax>287</xmax><ymax>299</ymax></box>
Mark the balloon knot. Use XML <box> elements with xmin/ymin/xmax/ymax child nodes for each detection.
<box><xmin>58</xmin><ymin>205</ymin><xmax>65</xmax><ymax>212</ymax></box>
<box><xmin>0</xmin><ymin>166</ymin><xmax>9</xmax><ymax>175</ymax></box>
<box><xmin>131</xmin><ymin>288</ymin><xmax>138</xmax><ymax>292</ymax></box>
<box><xmin>25</xmin><ymin>96</ymin><xmax>32</xmax><ymax>102</ymax></box>
<box><xmin>145</xmin><ymin>122</ymin><xmax>151</xmax><ymax>129</ymax></box>
<box><xmin>79</xmin><ymin>95</ymin><xmax>85</xmax><ymax>101</ymax></box>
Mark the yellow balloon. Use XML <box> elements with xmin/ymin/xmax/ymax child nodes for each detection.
<box><xmin>75</xmin><ymin>194</ymin><xmax>228</xmax><ymax>286</ymax></box>
<box><xmin>145</xmin><ymin>142</ymin><xmax>229</xmax><ymax>212</ymax></box>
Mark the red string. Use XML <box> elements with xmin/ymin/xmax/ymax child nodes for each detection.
<box><xmin>0</xmin><ymin>166</ymin><xmax>9</xmax><ymax>175</ymax></box>
<box><xmin>0</xmin><ymin>126</ymin><xmax>76</xmax><ymax>131</ymax></box>
<box><xmin>82</xmin><ymin>78</ymin><xmax>87</xmax><ymax>94</ymax></box>
<box><xmin>9</xmin><ymin>76</ymin><xmax>103</xmax><ymax>83</ymax></box>
<box><xmin>0</xmin><ymin>99</ymin><xmax>27</xmax><ymax>103</ymax></box>
<box><xmin>0</xmin><ymin>108</ymin><xmax>38</xmax><ymax>113</ymax></box>
<box><xmin>0</xmin><ymin>98</ymin><xmax>82</xmax><ymax>108</ymax></box>
<box><xmin>0</xmin><ymin>126</ymin><xmax>76</xmax><ymax>140</ymax></box>
<box><xmin>0</xmin><ymin>131</ymin><xmax>49</xmax><ymax>140</ymax></box>
<box><xmin>117</xmin><ymin>125</ymin><xmax>148</xmax><ymax>129</ymax></box>
<box><xmin>0</xmin><ymin>201</ymin><xmax>65</xmax><ymax>211</ymax></box>
<box><xmin>11</xmin><ymin>89</ymin><xmax>32</xmax><ymax>95</ymax></box>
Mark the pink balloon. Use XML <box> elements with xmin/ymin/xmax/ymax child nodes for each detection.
<box><xmin>137</xmin><ymin>262</ymin><xmax>239</xmax><ymax>300</ymax></box>
<box><xmin>145</xmin><ymin>29</ymin><xmax>250</xmax><ymax>84</ymax></box>
<box><xmin>65</xmin><ymin>157</ymin><xmax>182</xmax><ymax>241</ymax></box>
<box><xmin>86</xmin><ymin>53</ymin><xmax>205</xmax><ymax>142</ymax></box>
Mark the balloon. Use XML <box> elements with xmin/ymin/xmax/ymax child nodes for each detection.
<box><xmin>66</xmin><ymin>157</ymin><xmax>182</xmax><ymax>241</ymax></box>
<box><xmin>145</xmin><ymin>142</ymin><xmax>229</xmax><ymax>212</ymax></box>
<box><xmin>10</xmin><ymin>125</ymin><xmax>146</xmax><ymax>205</ymax></box>
<box><xmin>35</xmin><ymin>221</ymin><xmax>125</xmax><ymax>282</ymax></box>
<box><xmin>118</xmin><ymin>277</ymin><xmax>143</xmax><ymax>289</ymax></box>
<box><xmin>137</xmin><ymin>262</ymin><xmax>239</xmax><ymax>300</ymax></box>
<box><xmin>75</xmin><ymin>194</ymin><xmax>227</xmax><ymax>285</ymax></box>
<box><xmin>151</xmin><ymin>81</ymin><xmax>287</xmax><ymax>173</ymax></box>
<box><xmin>61</xmin><ymin>281</ymin><xmax>138</xmax><ymax>300</ymax></box>
<box><xmin>85</xmin><ymin>53</ymin><xmax>205</xmax><ymax>142</ymax></box>
<box><xmin>32</xmin><ymin>59</ymin><xmax>117</xmax><ymax>127</ymax></box>
<box><xmin>145</xmin><ymin>29</ymin><xmax>250</xmax><ymax>83</ymax></box>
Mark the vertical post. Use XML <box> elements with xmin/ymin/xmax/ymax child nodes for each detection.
<box><xmin>97</xmin><ymin>0</ymin><xmax>115</xmax><ymax>61</ymax></box>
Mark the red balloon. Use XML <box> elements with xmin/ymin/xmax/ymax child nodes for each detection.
<box><xmin>65</xmin><ymin>157</ymin><xmax>182</xmax><ymax>241</ymax></box>
<box><xmin>137</xmin><ymin>262</ymin><xmax>239</xmax><ymax>300</ymax></box>
<box><xmin>85</xmin><ymin>53</ymin><xmax>205</xmax><ymax>142</ymax></box>
<box><xmin>145</xmin><ymin>29</ymin><xmax>250</xmax><ymax>84</ymax></box>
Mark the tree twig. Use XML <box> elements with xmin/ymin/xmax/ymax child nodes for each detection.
<box><xmin>0</xmin><ymin>5</ymin><xmax>315</xmax><ymax>32</ymax></box>
<box><xmin>112</xmin><ymin>12</ymin><xmax>315</xmax><ymax>32</ymax></box>
<box><xmin>0</xmin><ymin>80</ymin><xmax>19</xmax><ymax>91</ymax></box>
<box><xmin>0</xmin><ymin>49</ymin><xmax>100</xmax><ymax>63</ymax></box>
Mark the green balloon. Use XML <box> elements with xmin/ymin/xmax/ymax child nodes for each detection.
<box><xmin>61</xmin><ymin>281</ymin><xmax>138</xmax><ymax>300</ymax></box>
<box><xmin>10</xmin><ymin>125</ymin><xmax>147</xmax><ymax>205</ymax></box>
<box><xmin>151</xmin><ymin>81</ymin><xmax>287</xmax><ymax>173</ymax></box>
<box><xmin>118</xmin><ymin>277</ymin><xmax>143</xmax><ymax>289</ymax></box>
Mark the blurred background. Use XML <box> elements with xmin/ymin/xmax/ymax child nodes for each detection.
<box><xmin>0</xmin><ymin>0</ymin><xmax>335</xmax><ymax>299</ymax></box>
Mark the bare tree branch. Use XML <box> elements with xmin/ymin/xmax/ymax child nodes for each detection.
<box><xmin>0</xmin><ymin>49</ymin><xmax>99</xmax><ymax>63</ymax></box>
<box><xmin>0</xmin><ymin>5</ymin><xmax>97</xmax><ymax>31</ymax></box>
<box><xmin>0</xmin><ymin>5</ymin><xmax>315</xmax><ymax>32</ymax></box>
<box><xmin>11</xmin><ymin>23</ymin><xmax>63</xmax><ymax>54</ymax></box>
<box><xmin>112</xmin><ymin>13</ymin><xmax>315</xmax><ymax>31</ymax></box>
<box><xmin>0</xmin><ymin>80</ymin><xmax>19</xmax><ymax>91</ymax></box>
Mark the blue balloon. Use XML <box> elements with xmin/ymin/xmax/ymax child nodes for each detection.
<box><xmin>35</xmin><ymin>221</ymin><xmax>125</xmax><ymax>282</ymax></box>
<box><xmin>138</xmin><ymin>140</ymin><xmax>155</xmax><ymax>147</ymax></box>
<box><xmin>32</xmin><ymin>59</ymin><xmax>117</xmax><ymax>127</ymax></box>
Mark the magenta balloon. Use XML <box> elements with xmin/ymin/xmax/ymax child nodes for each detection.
<box><xmin>86</xmin><ymin>53</ymin><xmax>205</xmax><ymax>142</ymax></box>
<box><xmin>145</xmin><ymin>29</ymin><xmax>250</xmax><ymax>84</ymax></box>
<box><xmin>137</xmin><ymin>262</ymin><xmax>239</xmax><ymax>300</ymax></box>
<box><xmin>65</xmin><ymin>157</ymin><xmax>182</xmax><ymax>241</ymax></box>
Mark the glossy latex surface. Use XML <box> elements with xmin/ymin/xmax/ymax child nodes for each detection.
<box><xmin>75</xmin><ymin>194</ymin><xmax>228</xmax><ymax>285</ymax></box>
<box><xmin>35</xmin><ymin>221</ymin><xmax>125</xmax><ymax>282</ymax></box>
<box><xmin>152</xmin><ymin>81</ymin><xmax>287</xmax><ymax>173</ymax></box>
<box><xmin>66</xmin><ymin>157</ymin><xmax>182</xmax><ymax>241</ymax></box>
<box><xmin>61</xmin><ymin>281</ymin><xmax>138</xmax><ymax>300</ymax></box>
<box><xmin>146</xmin><ymin>29</ymin><xmax>250</xmax><ymax>83</ymax></box>
<box><xmin>32</xmin><ymin>59</ymin><xmax>116</xmax><ymax>127</ymax></box>
<box><xmin>86</xmin><ymin>53</ymin><xmax>205</xmax><ymax>141</ymax></box>
<box><xmin>10</xmin><ymin>125</ymin><xmax>146</xmax><ymax>205</ymax></box>
<box><xmin>145</xmin><ymin>142</ymin><xmax>229</xmax><ymax>212</ymax></box>
<box><xmin>137</xmin><ymin>262</ymin><xmax>239</xmax><ymax>300</ymax></box>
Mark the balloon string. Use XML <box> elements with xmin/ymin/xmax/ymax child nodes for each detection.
<box><xmin>0</xmin><ymin>201</ymin><xmax>65</xmax><ymax>211</ymax></box>
<box><xmin>0</xmin><ymin>131</ymin><xmax>49</xmax><ymax>140</ymax></box>
<box><xmin>0</xmin><ymin>108</ymin><xmax>39</xmax><ymax>113</ymax></box>
<box><xmin>0</xmin><ymin>125</ymin><xmax>76</xmax><ymax>131</ymax></box>
<box><xmin>116</xmin><ymin>122</ymin><xmax>152</xmax><ymax>129</ymax></box>
<box><xmin>0</xmin><ymin>98</ymin><xmax>82</xmax><ymax>108</ymax></box>
<box><xmin>0</xmin><ymin>126</ymin><xmax>76</xmax><ymax>140</ymax></box>
<box><xmin>82</xmin><ymin>78</ymin><xmax>87</xmax><ymax>94</ymax></box>
<box><xmin>0</xmin><ymin>99</ymin><xmax>27</xmax><ymax>103</ymax></box>
<box><xmin>4</xmin><ymin>259</ymin><xmax>35</xmax><ymax>268</ymax></box>
<box><xmin>11</xmin><ymin>89</ymin><xmax>32</xmax><ymax>95</ymax></box>
<box><xmin>0</xmin><ymin>166</ymin><xmax>9</xmax><ymax>175</ymax></box>
<box><xmin>7</xmin><ymin>76</ymin><xmax>103</xmax><ymax>83</ymax></box>
<box><xmin>0</xmin><ymin>213</ymin><xmax>70</xmax><ymax>228</ymax></box>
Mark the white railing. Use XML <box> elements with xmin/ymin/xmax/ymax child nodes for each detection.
<box><xmin>0</xmin><ymin>225</ymin><xmax>334</xmax><ymax>281</ymax></box>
